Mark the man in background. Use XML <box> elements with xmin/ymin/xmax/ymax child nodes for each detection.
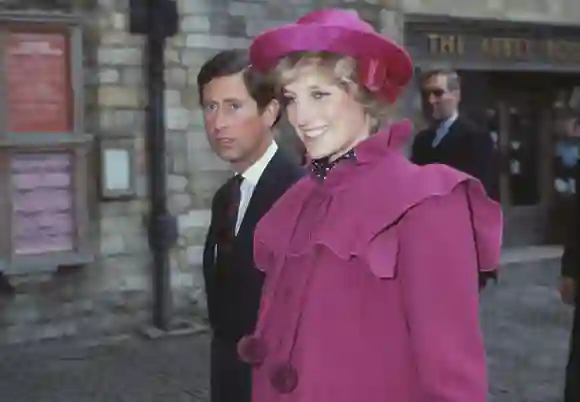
<box><xmin>411</xmin><ymin>69</ymin><xmax>497</xmax><ymax>200</ymax></box>
<box><xmin>560</xmin><ymin>117</ymin><xmax>580</xmax><ymax>402</ymax></box>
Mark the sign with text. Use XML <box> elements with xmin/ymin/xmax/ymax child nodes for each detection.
<box><xmin>6</xmin><ymin>32</ymin><xmax>71</xmax><ymax>133</ymax></box>
<box><xmin>405</xmin><ymin>20</ymin><xmax>580</xmax><ymax>69</ymax></box>
<box><xmin>11</xmin><ymin>153</ymin><xmax>75</xmax><ymax>255</ymax></box>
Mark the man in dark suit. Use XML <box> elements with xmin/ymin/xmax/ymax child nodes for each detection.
<box><xmin>197</xmin><ymin>50</ymin><xmax>303</xmax><ymax>402</ymax></box>
<box><xmin>411</xmin><ymin>69</ymin><xmax>497</xmax><ymax>200</ymax></box>
<box><xmin>561</xmin><ymin>118</ymin><xmax>580</xmax><ymax>402</ymax></box>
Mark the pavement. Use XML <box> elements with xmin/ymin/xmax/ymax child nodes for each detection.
<box><xmin>0</xmin><ymin>253</ymin><xmax>574</xmax><ymax>402</ymax></box>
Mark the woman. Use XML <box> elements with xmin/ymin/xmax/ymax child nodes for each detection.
<box><xmin>238</xmin><ymin>9</ymin><xmax>502</xmax><ymax>402</ymax></box>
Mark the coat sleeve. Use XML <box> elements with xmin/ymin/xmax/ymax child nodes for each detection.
<box><xmin>562</xmin><ymin>164</ymin><xmax>580</xmax><ymax>280</ymax></box>
<box><xmin>410</xmin><ymin>130</ymin><xmax>426</xmax><ymax>165</ymax></box>
<box><xmin>399</xmin><ymin>185</ymin><xmax>487</xmax><ymax>402</ymax></box>
<box><xmin>458</xmin><ymin>128</ymin><xmax>495</xmax><ymax>198</ymax></box>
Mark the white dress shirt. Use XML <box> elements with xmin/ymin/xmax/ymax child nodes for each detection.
<box><xmin>234</xmin><ymin>141</ymin><xmax>278</xmax><ymax>234</ymax></box>
<box><xmin>432</xmin><ymin>112</ymin><xmax>458</xmax><ymax>148</ymax></box>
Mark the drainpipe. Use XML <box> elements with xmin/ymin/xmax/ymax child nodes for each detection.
<box><xmin>131</xmin><ymin>0</ymin><xmax>178</xmax><ymax>331</ymax></box>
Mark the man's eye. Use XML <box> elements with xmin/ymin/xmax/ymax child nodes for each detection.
<box><xmin>203</xmin><ymin>103</ymin><xmax>217</xmax><ymax>112</ymax></box>
<box><xmin>283</xmin><ymin>96</ymin><xmax>296</xmax><ymax>104</ymax></box>
<box><xmin>229</xmin><ymin>103</ymin><xmax>242</xmax><ymax>110</ymax></box>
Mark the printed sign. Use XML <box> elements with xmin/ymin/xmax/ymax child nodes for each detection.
<box><xmin>11</xmin><ymin>153</ymin><xmax>75</xmax><ymax>255</ymax></box>
<box><xmin>6</xmin><ymin>32</ymin><xmax>71</xmax><ymax>133</ymax></box>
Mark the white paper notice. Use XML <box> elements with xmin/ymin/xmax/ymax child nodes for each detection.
<box><xmin>104</xmin><ymin>149</ymin><xmax>130</xmax><ymax>191</ymax></box>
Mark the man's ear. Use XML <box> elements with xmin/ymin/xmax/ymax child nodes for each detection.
<box><xmin>262</xmin><ymin>99</ymin><xmax>281</xmax><ymax>129</ymax></box>
<box><xmin>452</xmin><ymin>89</ymin><xmax>461</xmax><ymax>103</ymax></box>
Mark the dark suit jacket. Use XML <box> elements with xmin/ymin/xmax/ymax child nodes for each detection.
<box><xmin>411</xmin><ymin>117</ymin><xmax>498</xmax><ymax>200</ymax></box>
<box><xmin>203</xmin><ymin>149</ymin><xmax>303</xmax><ymax>342</ymax></box>
<box><xmin>562</xmin><ymin>164</ymin><xmax>580</xmax><ymax>281</ymax></box>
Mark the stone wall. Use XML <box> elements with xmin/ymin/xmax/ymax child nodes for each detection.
<box><xmin>402</xmin><ymin>0</ymin><xmax>580</xmax><ymax>24</ymax></box>
<box><xmin>7</xmin><ymin>0</ymin><xmax>577</xmax><ymax>343</ymax></box>
<box><xmin>0</xmin><ymin>0</ymin><xmax>397</xmax><ymax>343</ymax></box>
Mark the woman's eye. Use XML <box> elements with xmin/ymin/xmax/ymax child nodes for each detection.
<box><xmin>229</xmin><ymin>102</ymin><xmax>242</xmax><ymax>110</ymax></box>
<box><xmin>283</xmin><ymin>96</ymin><xmax>296</xmax><ymax>104</ymax></box>
<box><xmin>312</xmin><ymin>91</ymin><xmax>330</xmax><ymax>100</ymax></box>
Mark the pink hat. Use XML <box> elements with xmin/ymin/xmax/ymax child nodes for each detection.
<box><xmin>249</xmin><ymin>8</ymin><xmax>414</xmax><ymax>103</ymax></box>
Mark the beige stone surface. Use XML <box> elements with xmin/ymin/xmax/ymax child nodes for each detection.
<box><xmin>97</xmin><ymin>86</ymin><xmax>142</xmax><ymax>108</ymax></box>
<box><xmin>403</xmin><ymin>0</ymin><xmax>580</xmax><ymax>23</ymax></box>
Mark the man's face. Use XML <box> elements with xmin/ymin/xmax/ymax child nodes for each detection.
<box><xmin>422</xmin><ymin>74</ymin><xmax>460</xmax><ymax>122</ymax></box>
<box><xmin>201</xmin><ymin>72</ymin><xmax>278</xmax><ymax>172</ymax></box>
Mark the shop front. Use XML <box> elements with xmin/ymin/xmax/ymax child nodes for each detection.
<box><xmin>404</xmin><ymin>15</ymin><xmax>580</xmax><ymax>247</ymax></box>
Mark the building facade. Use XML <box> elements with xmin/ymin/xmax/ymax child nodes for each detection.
<box><xmin>401</xmin><ymin>0</ymin><xmax>580</xmax><ymax>247</ymax></box>
<box><xmin>0</xmin><ymin>0</ymin><xmax>577</xmax><ymax>343</ymax></box>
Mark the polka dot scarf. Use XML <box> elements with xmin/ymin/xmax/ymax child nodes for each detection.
<box><xmin>310</xmin><ymin>149</ymin><xmax>356</xmax><ymax>180</ymax></box>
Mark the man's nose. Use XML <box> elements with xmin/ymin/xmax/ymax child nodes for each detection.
<box><xmin>213</xmin><ymin>107</ymin><xmax>229</xmax><ymax>131</ymax></box>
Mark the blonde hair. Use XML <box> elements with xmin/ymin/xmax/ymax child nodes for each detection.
<box><xmin>272</xmin><ymin>52</ymin><xmax>388</xmax><ymax>133</ymax></box>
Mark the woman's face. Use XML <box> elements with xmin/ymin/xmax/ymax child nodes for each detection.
<box><xmin>282</xmin><ymin>68</ymin><xmax>370</xmax><ymax>161</ymax></box>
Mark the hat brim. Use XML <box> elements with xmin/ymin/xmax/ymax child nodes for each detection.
<box><xmin>249</xmin><ymin>24</ymin><xmax>413</xmax><ymax>96</ymax></box>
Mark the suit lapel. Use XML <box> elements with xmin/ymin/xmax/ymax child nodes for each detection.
<box><xmin>236</xmin><ymin>150</ymin><xmax>288</xmax><ymax>239</ymax></box>
<box><xmin>437</xmin><ymin>118</ymin><xmax>461</xmax><ymax>148</ymax></box>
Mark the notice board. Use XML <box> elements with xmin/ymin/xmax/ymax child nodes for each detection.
<box><xmin>6</xmin><ymin>31</ymin><xmax>71</xmax><ymax>133</ymax></box>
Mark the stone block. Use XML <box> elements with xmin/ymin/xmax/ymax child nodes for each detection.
<box><xmin>165</xmin><ymin>67</ymin><xmax>188</xmax><ymax>87</ymax></box>
<box><xmin>100</xmin><ymin>32</ymin><xmax>143</xmax><ymax>46</ymax></box>
<box><xmin>168</xmin><ymin>174</ymin><xmax>189</xmax><ymax>193</ymax></box>
<box><xmin>246</xmin><ymin>19</ymin><xmax>291</xmax><ymax>37</ymax></box>
<box><xmin>209</xmin><ymin>15</ymin><xmax>247</xmax><ymax>37</ymax></box>
<box><xmin>100</xmin><ymin>109</ymin><xmax>145</xmax><ymax>133</ymax></box>
<box><xmin>165</xmin><ymin>48</ymin><xmax>180</xmax><ymax>64</ymax></box>
<box><xmin>186</xmin><ymin>245</ymin><xmax>205</xmax><ymax>265</ymax></box>
<box><xmin>165</xmin><ymin>90</ymin><xmax>182</xmax><ymax>107</ymax></box>
<box><xmin>185</xmin><ymin>34</ymin><xmax>251</xmax><ymax>50</ymax></box>
<box><xmin>181</xmin><ymin>49</ymin><xmax>208</xmax><ymax>69</ymax></box>
<box><xmin>228</xmin><ymin>1</ymin><xmax>266</xmax><ymax>17</ymax></box>
<box><xmin>169</xmin><ymin>193</ymin><xmax>192</xmax><ymax>214</ymax></box>
<box><xmin>177</xmin><ymin>209</ymin><xmax>211</xmax><ymax>233</ymax></box>
<box><xmin>171</xmin><ymin>271</ymin><xmax>195</xmax><ymax>288</ymax></box>
<box><xmin>98</xmin><ymin>86</ymin><xmax>142</xmax><ymax>108</ymax></box>
<box><xmin>168</xmin><ymin>35</ymin><xmax>187</xmax><ymax>49</ymax></box>
<box><xmin>178</xmin><ymin>0</ymin><xmax>212</xmax><ymax>14</ymax></box>
<box><xmin>181</xmin><ymin>226</ymin><xmax>208</xmax><ymax>246</ymax></box>
<box><xmin>100</xmin><ymin>234</ymin><xmax>126</xmax><ymax>256</ymax></box>
<box><xmin>111</xmin><ymin>12</ymin><xmax>126</xmax><ymax>30</ymax></box>
<box><xmin>120</xmin><ymin>68</ymin><xmax>144</xmax><ymax>85</ymax></box>
<box><xmin>166</xmin><ymin>107</ymin><xmax>190</xmax><ymax>130</ymax></box>
<box><xmin>98</xmin><ymin>47</ymin><xmax>143</xmax><ymax>66</ymax></box>
<box><xmin>97</xmin><ymin>68</ymin><xmax>120</xmax><ymax>84</ymax></box>
<box><xmin>180</xmin><ymin>15</ymin><xmax>211</xmax><ymax>32</ymax></box>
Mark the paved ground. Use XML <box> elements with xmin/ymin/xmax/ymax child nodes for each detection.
<box><xmin>0</xmin><ymin>256</ymin><xmax>574</xmax><ymax>402</ymax></box>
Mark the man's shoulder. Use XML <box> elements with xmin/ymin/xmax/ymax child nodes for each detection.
<box><xmin>269</xmin><ymin>148</ymin><xmax>306</xmax><ymax>181</ymax></box>
<box><xmin>412</xmin><ymin>127</ymin><xmax>434</xmax><ymax>145</ymax></box>
<box><xmin>455</xmin><ymin>116</ymin><xmax>487</xmax><ymax>135</ymax></box>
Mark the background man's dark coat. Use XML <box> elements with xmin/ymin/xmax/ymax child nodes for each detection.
<box><xmin>411</xmin><ymin>117</ymin><xmax>498</xmax><ymax>201</ymax></box>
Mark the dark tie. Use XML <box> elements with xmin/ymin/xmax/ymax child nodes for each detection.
<box><xmin>220</xmin><ymin>175</ymin><xmax>242</xmax><ymax>251</ymax></box>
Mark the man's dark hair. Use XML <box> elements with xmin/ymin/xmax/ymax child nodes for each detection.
<box><xmin>197</xmin><ymin>49</ymin><xmax>278</xmax><ymax>114</ymax></box>
<box><xmin>422</xmin><ymin>69</ymin><xmax>461</xmax><ymax>92</ymax></box>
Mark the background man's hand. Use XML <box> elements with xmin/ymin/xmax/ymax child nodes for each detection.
<box><xmin>559</xmin><ymin>277</ymin><xmax>577</xmax><ymax>305</ymax></box>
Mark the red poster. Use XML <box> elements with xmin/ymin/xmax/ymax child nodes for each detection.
<box><xmin>6</xmin><ymin>32</ymin><xmax>71</xmax><ymax>133</ymax></box>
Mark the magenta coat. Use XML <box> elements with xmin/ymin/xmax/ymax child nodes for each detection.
<box><xmin>238</xmin><ymin>120</ymin><xmax>502</xmax><ymax>402</ymax></box>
